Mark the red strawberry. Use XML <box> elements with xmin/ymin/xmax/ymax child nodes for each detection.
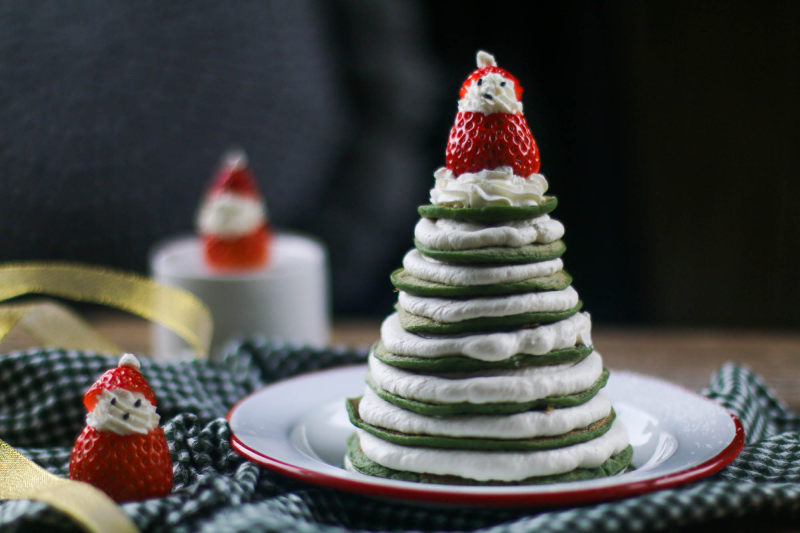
<box><xmin>203</xmin><ymin>224</ymin><xmax>271</xmax><ymax>270</ymax></box>
<box><xmin>197</xmin><ymin>150</ymin><xmax>271</xmax><ymax>271</ymax></box>
<box><xmin>445</xmin><ymin>111</ymin><xmax>540</xmax><ymax>177</ymax></box>
<box><xmin>207</xmin><ymin>160</ymin><xmax>261</xmax><ymax>198</ymax></box>
<box><xmin>69</xmin><ymin>354</ymin><xmax>173</xmax><ymax>503</ymax></box>
<box><xmin>69</xmin><ymin>426</ymin><xmax>173</xmax><ymax>503</ymax></box>
<box><xmin>460</xmin><ymin>65</ymin><xmax>523</xmax><ymax>101</ymax></box>
<box><xmin>83</xmin><ymin>363</ymin><xmax>156</xmax><ymax>412</ymax></box>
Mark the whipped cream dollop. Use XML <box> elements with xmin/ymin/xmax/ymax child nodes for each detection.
<box><xmin>354</xmin><ymin>418</ymin><xmax>629</xmax><ymax>482</ymax></box>
<box><xmin>368</xmin><ymin>350</ymin><xmax>603</xmax><ymax>404</ymax></box>
<box><xmin>196</xmin><ymin>193</ymin><xmax>266</xmax><ymax>238</ymax></box>
<box><xmin>359</xmin><ymin>388</ymin><xmax>611</xmax><ymax>439</ymax></box>
<box><xmin>430</xmin><ymin>167</ymin><xmax>548</xmax><ymax>207</ymax></box>
<box><xmin>402</xmin><ymin>250</ymin><xmax>563</xmax><ymax>286</ymax></box>
<box><xmin>415</xmin><ymin>215</ymin><xmax>564</xmax><ymax>251</ymax></box>
<box><xmin>397</xmin><ymin>286</ymin><xmax>579</xmax><ymax>323</ymax></box>
<box><xmin>86</xmin><ymin>388</ymin><xmax>160</xmax><ymax>435</ymax></box>
<box><xmin>380</xmin><ymin>312</ymin><xmax>592</xmax><ymax>361</ymax></box>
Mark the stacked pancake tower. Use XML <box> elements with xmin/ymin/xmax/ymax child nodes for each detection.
<box><xmin>345</xmin><ymin>51</ymin><xmax>633</xmax><ymax>484</ymax></box>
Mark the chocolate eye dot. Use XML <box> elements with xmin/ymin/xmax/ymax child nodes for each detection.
<box><xmin>477</xmin><ymin>78</ymin><xmax>483</xmax><ymax>86</ymax></box>
<box><xmin>123</xmin><ymin>413</ymin><xmax>130</xmax><ymax>420</ymax></box>
<box><xmin>134</xmin><ymin>399</ymin><xmax>141</xmax><ymax>408</ymax></box>
<box><xmin>500</xmin><ymin>81</ymin><xmax>506</xmax><ymax>87</ymax></box>
<box><xmin>110</xmin><ymin>398</ymin><xmax>116</xmax><ymax>406</ymax></box>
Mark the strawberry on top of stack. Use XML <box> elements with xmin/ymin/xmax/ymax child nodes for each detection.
<box><xmin>344</xmin><ymin>51</ymin><xmax>632</xmax><ymax>485</ymax></box>
<box><xmin>446</xmin><ymin>50</ymin><xmax>539</xmax><ymax>178</ymax></box>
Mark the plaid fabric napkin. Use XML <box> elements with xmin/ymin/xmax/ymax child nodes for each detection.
<box><xmin>1</xmin><ymin>341</ymin><xmax>799</xmax><ymax>532</ymax></box>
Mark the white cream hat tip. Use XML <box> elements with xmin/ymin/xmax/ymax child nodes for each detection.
<box><xmin>118</xmin><ymin>353</ymin><xmax>141</xmax><ymax>369</ymax></box>
<box><xmin>222</xmin><ymin>148</ymin><xmax>248</xmax><ymax>170</ymax></box>
<box><xmin>476</xmin><ymin>50</ymin><xmax>497</xmax><ymax>68</ymax></box>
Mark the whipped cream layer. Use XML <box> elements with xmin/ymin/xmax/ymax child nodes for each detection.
<box><xmin>197</xmin><ymin>192</ymin><xmax>266</xmax><ymax>238</ymax></box>
<box><xmin>415</xmin><ymin>215</ymin><xmax>564</xmax><ymax>251</ymax></box>
<box><xmin>368</xmin><ymin>351</ymin><xmax>603</xmax><ymax>404</ymax></box>
<box><xmin>359</xmin><ymin>388</ymin><xmax>611</xmax><ymax>439</ymax></box>
<box><xmin>86</xmin><ymin>389</ymin><xmax>159</xmax><ymax>435</ymax></box>
<box><xmin>355</xmin><ymin>418</ymin><xmax>629</xmax><ymax>482</ymax></box>
<box><xmin>397</xmin><ymin>286</ymin><xmax>578</xmax><ymax>323</ymax></box>
<box><xmin>430</xmin><ymin>167</ymin><xmax>548</xmax><ymax>208</ymax></box>
<box><xmin>380</xmin><ymin>312</ymin><xmax>592</xmax><ymax>361</ymax></box>
<box><xmin>402</xmin><ymin>249</ymin><xmax>563</xmax><ymax>286</ymax></box>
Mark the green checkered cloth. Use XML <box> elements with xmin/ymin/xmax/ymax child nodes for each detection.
<box><xmin>1</xmin><ymin>341</ymin><xmax>799</xmax><ymax>532</ymax></box>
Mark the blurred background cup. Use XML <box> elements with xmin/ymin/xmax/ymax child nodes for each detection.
<box><xmin>150</xmin><ymin>232</ymin><xmax>329</xmax><ymax>360</ymax></box>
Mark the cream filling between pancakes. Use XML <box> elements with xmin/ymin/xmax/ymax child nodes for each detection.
<box><xmin>368</xmin><ymin>351</ymin><xmax>603</xmax><ymax>404</ymax></box>
<box><xmin>359</xmin><ymin>388</ymin><xmax>612</xmax><ymax>439</ymax></box>
<box><xmin>380</xmin><ymin>312</ymin><xmax>592</xmax><ymax>361</ymax></box>
<box><xmin>397</xmin><ymin>286</ymin><xmax>578</xmax><ymax>323</ymax></box>
<box><xmin>355</xmin><ymin>418</ymin><xmax>629</xmax><ymax>482</ymax></box>
<box><xmin>402</xmin><ymin>249</ymin><xmax>564</xmax><ymax>286</ymax></box>
<box><xmin>415</xmin><ymin>215</ymin><xmax>564</xmax><ymax>251</ymax></box>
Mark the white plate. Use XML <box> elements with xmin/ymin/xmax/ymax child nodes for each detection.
<box><xmin>228</xmin><ymin>365</ymin><xmax>743</xmax><ymax>507</ymax></box>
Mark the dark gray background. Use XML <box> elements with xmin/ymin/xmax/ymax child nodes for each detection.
<box><xmin>1</xmin><ymin>1</ymin><xmax>797</xmax><ymax>327</ymax></box>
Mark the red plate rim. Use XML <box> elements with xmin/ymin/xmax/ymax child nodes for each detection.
<box><xmin>226</xmin><ymin>379</ymin><xmax>745</xmax><ymax>507</ymax></box>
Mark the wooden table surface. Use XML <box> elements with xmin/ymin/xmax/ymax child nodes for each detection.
<box><xmin>14</xmin><ymin>312</ymin><xmax>796</xmax><ymax>411</ymax></box>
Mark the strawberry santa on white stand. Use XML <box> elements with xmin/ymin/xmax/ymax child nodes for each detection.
<box><xmin>150</xmin><ymin>150</ymin><xmax>329</xmax><ymax>359</ymax></box>
<box><xmin>196</xmin><ymin>150</ymin><xmax>272</xmax><ymax>271</ymax></box>
<box><xmin>69</xmin><ymin>354</ymin><xmax>172</xmax><ymax>502</ymax></box>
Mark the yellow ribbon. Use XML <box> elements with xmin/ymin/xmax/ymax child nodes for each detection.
<box><xmin>0</xmin><ymin>440</ymin><xmax>139</xmax><ymax>533</ymax></box>
<box><xmin>0</xmin><ymin>300</ymin><xmax>124</xmax><ymax>354</ymax></box>
<box><xmin>0</xmin><ymin>261</ymin><xmax>212</xmax><ymax>358</ymax></box>
<box><xmin>0</xmin><ymin>262</ymin><xmax>215</xmax><ymax>533</ymax></box>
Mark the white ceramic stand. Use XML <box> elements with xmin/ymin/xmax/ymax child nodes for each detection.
<box><xmin>150</xmin><ymin>232</ymin><xmax>329</xmax><ymax>360</ymax></box>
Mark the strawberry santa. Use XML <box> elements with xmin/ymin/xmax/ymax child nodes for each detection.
<box><xmin>432</xmin><ymin>51</ymin><xmax>549</xmax><ymax>208</ymax></box>
<box><xmin>196</xmin><ymin>150</ymin><xmax>272</xmax><ymax>270</ymax></box>
<box><xmin>69</xmin><ymin>354</ymin><xmax>173</xmax><ymax>503</ymax></box>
